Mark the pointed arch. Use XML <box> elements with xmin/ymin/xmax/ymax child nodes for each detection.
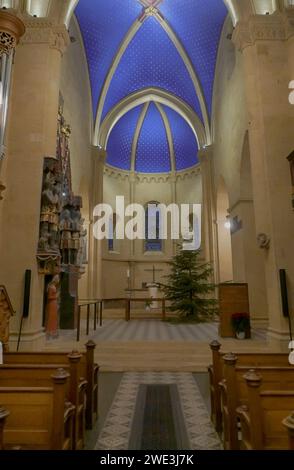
<box><xmin>98</xmin><ymin>87</ymin><xmax>207</xmax><ymax>150</ymax></box>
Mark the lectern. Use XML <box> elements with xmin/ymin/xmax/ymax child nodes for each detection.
<box><xmin>218</xmin><ymin>283</ymin><xmax>250</xmax><ymax>338</ymax></box>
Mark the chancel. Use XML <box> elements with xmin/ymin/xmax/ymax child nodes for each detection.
<box><xmin>0</xmin><ymin>0</ymin><xmax>293</xmax><ymax>453</ymax></box>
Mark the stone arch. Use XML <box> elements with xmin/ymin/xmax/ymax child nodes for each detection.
<box><xmin>98</xmin><ymin>88</ymin><xmax>207</xmax><ymax>150</ymax></box>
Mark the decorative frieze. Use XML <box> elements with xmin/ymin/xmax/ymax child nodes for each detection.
<box><xmin>233</xmin><ymin>11</ymin><xmax>294</xmax><ymax>51</ymax></box>
<box><xmin>20</xmin><ymin>19</ymin><xmax>70</xmax><ymax>54</ymax></box>
<box><xmin>103</xmin><ymin>164</ymin><xmax>201</xmax><ymax>183</ymax></box>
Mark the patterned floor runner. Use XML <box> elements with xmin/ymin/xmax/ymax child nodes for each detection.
<box><xmin>95</xmin><ymin>372</ymin><xmax>222</xmax><ymax>450</ymax></box>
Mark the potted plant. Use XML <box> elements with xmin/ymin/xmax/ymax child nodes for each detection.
<box><xmin>231</xmin><ymin>312</ymin><xmax>250</xmax><ymax>339</ymax></box>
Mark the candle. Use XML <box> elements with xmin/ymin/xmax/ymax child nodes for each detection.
<box><xmin>127</xmin><ymin>269</ymin><xmax>130</xmax><ymax>278</ymax></box>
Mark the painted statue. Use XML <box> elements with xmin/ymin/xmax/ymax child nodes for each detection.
<box><xmin>45</xmin><ymin>275</ymin><xmax>60</xmax><ymax>339</ymax></box>
<box><xmin>60</xmin><ymin>208</ymin><xmax>72</xmax><ymax>265</ymax></box>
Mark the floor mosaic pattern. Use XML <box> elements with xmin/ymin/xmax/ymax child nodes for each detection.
<box><xmin>95</xmin><ymin>372</ymin><xmax>222</xmax><ymax>451</ymax></box>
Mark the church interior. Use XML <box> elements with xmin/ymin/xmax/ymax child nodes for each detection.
<box><xmin>0</xmin><ymin>0</ymin><xmax>294</xmax><ymax>452</ymax></box>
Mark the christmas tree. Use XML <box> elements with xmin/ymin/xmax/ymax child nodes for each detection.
<box><xmin>160</xmin><ymin>245</ymin><xmax>218</xmax><ymax>322</ymax></box>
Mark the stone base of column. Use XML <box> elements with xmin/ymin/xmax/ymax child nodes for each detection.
<box><xmin>267</xmin><ymin>326</ymin><xmax>292</xmax><ymax>346</ymax></box>
<box><xmin>250</xmin><ymin>317</ymin><xmax>269</xmax><ymax>329</ymax></box>
<box><xmin>9</xmin><ymin>328</ymin><xmax>46</xmax><ymax>351</ymax></box>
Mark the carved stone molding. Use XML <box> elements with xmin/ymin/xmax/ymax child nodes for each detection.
<box><xmin>19</xmin><ymin>18</ymin><xmax>70</xmax><ymax>54</ymax></box>
<box><xmin>233</xmin><ymin>11</ymin><xmax>294</xmax><ymax>51</ymax></box>
<box><xmin>104</xmin><ymin>164</ymin><xmax>201</xmax><ymax>183</ymax></box>
<box><xmin>0</xmin><ymin>11</ymin><xmax>25</xmax><ymax>56</ymax></box>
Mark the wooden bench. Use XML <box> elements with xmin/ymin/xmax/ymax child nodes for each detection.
<box><xmin>219</xmin><ymin>352</ymin><xmax>294</xmax><ymax>449</ymax></box>
<box><xmin>208</xmin><ymin>340</ymin><xmax>289</xmax><ymax>432</ymax></box>
<box><xmin>0</xmin><ymin>407</ymin><xmax>9</xmax><ymax>450</ymax></box>
<box><xmin>0</xmin><ymin>353</ymin><xmax>86</xmax><ymax>450</ymax></box>
<box><xmin>283</xmin><ymin>412</ymin><xmax>294</xmax><ymax>450</ymax></box>
<box><xmin>3</xmin><ymin>340</ymin><xmax>99</xmax><ymax>429</ymax></box>
<box><xmin>0</xmin><ymin>368</ymin><xmax>75</xmax><ymax>450</ymax></box>
<box><xmin>237</xmin><ymin>370</ymin><xmax>294</xmax><ymax>450</ymax></box>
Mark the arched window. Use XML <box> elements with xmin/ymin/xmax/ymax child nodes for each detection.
<box><xmin>145</xmin><ymin>202</ymin><xmax>162</xmax><ymax>252</ymax></box>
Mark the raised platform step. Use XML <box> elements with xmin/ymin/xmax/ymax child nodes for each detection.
<box><xmin>43</xmin><ymin>320</ymin><xmax>279</xmax><ymax>373</ymax></box>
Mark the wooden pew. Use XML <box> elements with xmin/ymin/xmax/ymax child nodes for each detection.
<box><xmin>237</xmin><ymin>370</ymin><xmax>294</xmax><ymax>450</ymax></box>
<box><xmin>0</xmin><ymin>368</ymin><xmax>75</xmax><ymax>450</ymax></box>
<box><xmin>0</xmin><ymin>352</ymin><xmax>87</xmax><ymax>450</ymax></box>
<box><xmin>219</xmin><ymin>352</ymin><xmax>294</xmax><ymax>449</ymax></box>
<box><xmin>283</xmin><ymin>412</ymin><xmax>294</xmax><ymax>450</ymax></box>
<box><xmin>0</xmin><ymin>407</ymin><xmax>9</xmax><ymax>450</ymax></box>
<box><xmin>3</xmin><ymin>340</ymin><xmax>99</xmax><ymax>429</ymax></box>
<box><xmin>208</xmin><ymin>340</ymin><xmax>289</xmax><ymax>433</ymax></box>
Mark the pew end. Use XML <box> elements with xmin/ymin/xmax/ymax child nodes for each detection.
<box><xmin>0</xmin><ymin>369</ymin><xmax>75</xmax><ymax>450</ymax></box>
<box><xmin>283</xmin><ymin>412</ymin><xmax>294</xmax><ymax>450</ymax></box>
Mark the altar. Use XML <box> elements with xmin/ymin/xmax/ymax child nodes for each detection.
<box><xmin>144</xmin><ymin>265</ymin><xmax>163</xmax><ymax>309</ymax></box>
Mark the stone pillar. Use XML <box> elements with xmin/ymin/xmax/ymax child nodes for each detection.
<box><xmin>233</xmin><ymin>11</ymin><xmax>294</xmax><ymax>341</ymax></box>
<box><xmin>0</xmin><ymin>18</ymin><xmax>70</xmax><ymax>349</ymax></box>
<box><xmin>229</xmin><ymin>199</ymin><xmax>268</xmax><ymax>328</ymax></box>
<box><xmin>129</xmin><ymin>171</ymin><xmax>136</xmax><ymax>259</ymax></box>
<box><xmin>170</xmin><ymin>172</ymin><xmax>177</xmax><ymax>256</ymax></box>
<box><xmin>89</xmin><ymin>146</ymin><xmax>106</xmax><ymax>299</ymax></box>
<box><xmin>199</xmin><ymin>146</ymin><xmax>218</xmax><ymax>281</ymax></box>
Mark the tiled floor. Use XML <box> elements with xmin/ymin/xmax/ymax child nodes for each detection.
<box><xmin>44</xmin><ymin>320</ymin><xmax>277</xmax><ymax>372</ymax></box>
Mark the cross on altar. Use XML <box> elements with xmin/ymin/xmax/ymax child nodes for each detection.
<box><xmin>144</xmin><ymin>265</ymin><xmax>163</xmax><ymax>284</ymax></box>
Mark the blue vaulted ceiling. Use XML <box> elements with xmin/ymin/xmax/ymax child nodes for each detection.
<box><xmin>163</xmin><ymin>106</ymin><xmax>199</xmax><ymax>172</ymax></box>
<box><xmin>75</xmin><ymin>0</ymin><xmax>142</xmax><ymax>117</ymax></box>
<box><xmin>106</xmin><ymin>102</ymin><xmax>199</xmax><ymax>173</ymax></box>
<box><xmin>135</xmin><ymin>102</ymin><xmax>171</xmax><ymax>173</ymax></box>
<box><xmin>106</xmin><ymin>105</ymin><xmax>142</xmax><ymax>170</ymax></box>
<box><xmin>75</xmin><ymin>0</ymin><xmax>228</xmax><ymax>173</ymax></box>
<box><xmin>102</xmin><ymin>16</ymin><xmax>203</xmax><ymax>121</ymax></box>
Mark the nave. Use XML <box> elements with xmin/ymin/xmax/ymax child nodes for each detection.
<box><xmin>0</xmin><ymin>0</ymin><xmax>294</xmax><ymax>454</ymax></box>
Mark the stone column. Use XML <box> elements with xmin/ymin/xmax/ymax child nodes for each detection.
<box><xmin>170</xmin><ymin>172</ymin><xmax>177</xmax><ymax>256</ymax></box>
<box><xmin>229</xmin><ymin>199</ymin><xmax>268</xmax><ymax>328</ymax></box>
<box><xmin>0</xmin><ymin>18</ymin><xmax>70</xmax><ymax>349</ymax></box>
<box><xmin>89</xmin><ymin>146</ymin><xmax>106</xmax><ymax>299</ymax></box>
<box><xmin>129</xmin><ymin>171</ymin><xmax>136</xmax><ymax>259</ymax></box>
<box><xmin>233</xmin><ymin>11</ymin><xmax>294</xmax><ymax>341</ymax></box>
<box><xmin>199</xmin><ymin>145</ymin><xmax>218</xmax><ymax>282</ymax></box>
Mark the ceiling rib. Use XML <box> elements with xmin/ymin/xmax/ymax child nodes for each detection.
<box><xmin>98</xmin><ymin>87</ymin><xmax>206</xmax><ymax>150</ymax></box>
<box><xmin>130</xmin><ymin>102</ymin><xmax>150</xmax><ymax>172</ymax></box>
<box><xmin>94</xmin><ymin>7</ymin><xmax>210</xmax><ymax>145</ymax></box>
<box><xmin>155</xmin><ymin>102</ymin><xmax>175</xmax><ymax>173</ymax></box>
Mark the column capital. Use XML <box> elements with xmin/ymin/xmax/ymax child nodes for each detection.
<box><xmin>0</xmin><ymin>10</ymin><xmax>25</xmax><ymax>56</ymax></box>
<box><xmin>198</xmin><ymin>144</ymin><xmax>213</xmax><ymax>163</ymax></box>
<box><xmin>129</xmin><ymin>171</ymin><xmax>137</xmax><ymax>183</ymax></box>
<box><xmin>19</xmin><ymin>18</ymin><xmax>70</xmax><ymax>55</ymax></box>
<box><xmin>232</xmin><ymin>11</ymin><xmax>294</xmax><ymax>52</ymax></box>
<box><xmin>92</xmin><ymin>146</ymin><xmax>107</xmax><ymax>165</ymax></box>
